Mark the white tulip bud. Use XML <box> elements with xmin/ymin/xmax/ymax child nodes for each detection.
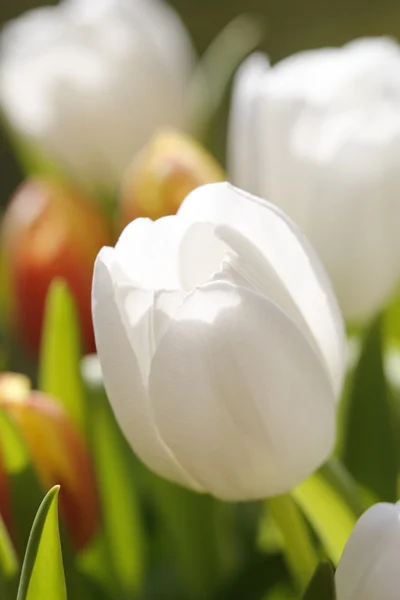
<box><xmin>228</xmin><ymin>38</ymin><xmax>400</xmax><ymax>323</ymax></box>
<box><xmin>336</xmin><ymin>502</ymin><xmax>400</xmax><ymax>600</ymax></box>
<box><xmin>92</xmin><ymin>182</ymin><xmax>345</xmax><ymax>500</ymax></box>
<box><xmin>0</xmin><ymin>0</ymin><xmax>194</xmax><ymax>186</ymax></box>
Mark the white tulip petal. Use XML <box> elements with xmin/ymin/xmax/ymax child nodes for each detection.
<box><xmin>92</xmin><ymin>246</ymin><xmax>202</xmax><ymax>491</ymax></box>
<box><xmin>227</xmin><ymin>53</ymin><xmax>270</xmax><ymax>195</ymax></box>
<box><xmin>178</xmin><ymin>183</ymin><xmax>345</xmax><ymax>397</ymax></box>
<box><xmin>231</xmin><ymin>52</ymin><xmax>314</xmax><ymax>222</ymax></box>
<box><xmin>359</xmin><ymin>552</ymin><xmax>400</xmax><ymax>600</ymax></box>
<box><xmin>229</xmin><ymin>40</ymin><xmax>400</xmax><ymax>323</ymax></box>
<box><xmin>0</xmin><ymin>0</ymin><xmax>194</xmax><ymax>185</ymax></box>
<box><xmin>149</xmin><ymin>280</ymin><xmax>336</xmax><ymax>500</ymax></box>
<box><xmin>178</xmin><ymin>219</ymin><xmax>338</xmax><ymax>381</ymax></box>
<box><xmin>336</xmin><ymin>502</ymin><xmax>400</xmax><ymax>600</ymax></box>
<box><xmin>115</xmin><ymin>215</ymin><xmax>191</xmax><ymax>290</ymax></box>
<box><xmin>177</xmin><ymin>221</ymin><xmax>228</xmax><ymax>290</ymax></box>
<box><xmin>267</xmin><ymin>38</ymin><xmax>400</xmax><ymax>321</ymax></box>
<box><xmin>298</xmin><ymin>133</ymin><xmax>400</xmax><ymax>321</ymax></box>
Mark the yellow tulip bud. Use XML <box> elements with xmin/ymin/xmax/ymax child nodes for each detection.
<box><xmin>121</xmin><ymin>129</ymin><xmax>225</xmax><ymax>225</ymax></box>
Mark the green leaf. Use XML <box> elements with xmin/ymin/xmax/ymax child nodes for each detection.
<box><xmin>187</xmin><ymin>14</ymin><xmax>263</xmax><ymax>145</ymax></box>
<box><xmin>292</xmin><ymin>460</ymin><xmax>362</xmax><ymax>565</ymax></box>
<box><xmin>263</xmin><ymin>583</ymin><xmax>297</xmax><ymax>600</ymax></box>
<box><xmin>0</xmin><ymin>513</ymin><xmax>18</xmax><ymax>578</ymax></box>
<box><xmin>0</xmin><ymin>409</ymin><xmax>46</xmax><ymax>557</ymax></box>
<box><xmin>149</xmin><ymin>476</ymin><xmax>225</xmax><ymax>600</ymax></box>
<box><xmin>215</xmin><ymin>553</ymin><xmax>289</xmax><ymax>600</ymax></box>
<box><xmin>384</xmin><ymin>289</ymin><xmax>400</xmax><ymax>347</ymax></box>
<box><xmin>0</xmin><ymin>408</ymin><xmax>29</xmax><ymax>474</ymax></box>
<box><xmin>341</xmin><ymin>315</ymin><xmax>397</xmax><ymax>501</ymax></box>
<box><xmin>266</xmin><ymin>494</ymin><xmax>318</xmax><ymax>592</ymax></box>
<box><xmin>0</xmin><ymin>110</ymin><xmax>67</xmax><ymax>182</ymax></box>
<box><xmin>17</xmin><ymin>486</ymin><xmax>66</xmax><ymax>600</ymax></box>
<box><xmin>84</xmin><ymin>379</ymin><xmax>146</xmax><ymax>597</ymax></box>
<box><xmin>302</xmin><ymin>561</ymin><xmax>336</xmax><ymax>600</ymax></box>
<box><xmin>39</xmin><ymin>279</ymin><xmax>86</xmax><ymax>430</ymax></box>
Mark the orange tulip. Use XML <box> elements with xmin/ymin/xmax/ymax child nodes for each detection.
<box><xmin>1</xmin><ymin>178</ymin><xmax>112</xmax><ymax>355</ymax></box>
<box><xmin>0</xmin><ymin>373</ymin><xmax>100</xmax><ymax>550</ymax></box>
<box><xmin>121</xmin><ymin>129</ymin><xmax>225</xmax><ymax>225</ymax></box>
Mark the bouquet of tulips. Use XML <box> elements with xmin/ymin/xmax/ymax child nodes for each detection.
<box><xmin>0</xmin><ymin>1</ymin><xmax>400</xmax><ymax>599</ymax></box>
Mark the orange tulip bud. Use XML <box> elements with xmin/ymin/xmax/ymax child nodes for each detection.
<box><xmin>0</xmin><ymin>373</ymin><xmax>100</xmax><ymax>550</ymax></box>
<box><xmin>121</xmin><ymin>129</ymin><xmax>225</xmax><ymax>225</ymax></box>
<box><xmin>1</xmin><ymin>178</ymin><xmax>112</xmax><ymax>355</ymax></box>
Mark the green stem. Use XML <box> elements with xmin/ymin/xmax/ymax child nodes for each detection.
<box><xmin>150</xmin><ymin>477</ymin><xmax>221</xmax><ymax>600</ymax></box>
<box><xmin>266</xmin><ymin>494</ymin><xmax>318</xmax><ymax>591</ymax></box>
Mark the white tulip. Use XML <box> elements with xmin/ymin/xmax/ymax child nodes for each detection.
<box><xmin>228</xmin><ymin>38</ymin><xmax>400</xmax><ymax>323</ymax></box>
<box><xmin>92</xmin><ymin>182</ymin><xmax>345</xmax><ymax>500</ymax></box>
<box><xmin>0</xmin><ymin>0</ymin><xmax>194</xmax><ymax>186</ymax></box>
<box><xmin>336</xmin><ymin>501</ymin><xmax>400</xmax><ymax>600</ymax></box>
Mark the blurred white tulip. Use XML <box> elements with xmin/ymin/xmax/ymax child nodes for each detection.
<box><xmin>0</xmin><ymin>0</ymin><xmax>194</xmax><ymax>186</ymax></box>
<box><xmin>336</xmin><ymin>501</ymin><xmax>400</xmax><ymax>600</ymax></box>
<box><xmin>92</xmin><ymin>182</ymin><xmax>345</xmax><ymax>500</ymax></box>
<box><xmin>228</xmin><ymin>38</ymin><xmax>400</xmax><ymax>323</ymax></box>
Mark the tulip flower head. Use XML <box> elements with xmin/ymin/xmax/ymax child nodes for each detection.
<box><xmin>0</xmin><ymin>0</ymin><xmax>195</xmax><ymax>186</ymax></box>
<box><xmin>121</xmin><ymin>129</ymin><xmax>225</xmax><ymax>225</ymax></box>
<box><xmin>92</xmin><ymin>182</ymin><xmax>345</xmax><ymax>501</ymax></box>
<box><xmin>1</xmin><ymin>177</ymin><xmax>111</xmax><ymax>354</ymax></box>
<box><xmin>229</xmin><ymin>38</ymin><xmax>400</xmax><ymax>323</ymax></box>
<box><xmin>336</xmin><ymin>501</ymin><xmax>400</xmax><ymax>600</ymax></box>
<box><xmin>0</xmin><ymin>373</ymin><xmax>100</xmax><ymax>550</ymax></box>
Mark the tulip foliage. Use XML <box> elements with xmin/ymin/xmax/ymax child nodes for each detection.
<box><xmin>0</xmin><ymin>201</ymin><xmax>399</xmax><ymax>600</ymax></box>
<box><xmin>1</xmin><ymin>1</ymin><xmax>400</xmax><ymax>598</ymax></box>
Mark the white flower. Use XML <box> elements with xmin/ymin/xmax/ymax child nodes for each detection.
<box><xmin>336</xmin><ymin>501</ymin><xmax>400</xmax><ymax>600</ymax></box>
<box><xmin>228</xmin><ymin>38</ymin><xmax>400</xmax><ymax>323</ymax></box>
<box><xmin>0</xmin><ymin>0</ymin><xmax>194</xmax><ymax>186</ymax></box>
<box><xmin>92</xmin><ymin>182</ymin><xmax>345</xmax><ymax>500</ymax></box>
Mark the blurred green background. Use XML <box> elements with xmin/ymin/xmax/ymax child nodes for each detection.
<box><xmin>1</xmin><ymin>0</ymin><xmax>399</xmax><ymax>206</ymax></box>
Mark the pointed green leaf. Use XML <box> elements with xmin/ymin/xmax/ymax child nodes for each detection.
<box><xmin>39</xmin><ymin>279</ymin><xmax>86</xmax><ymax>429</ymax></box>
<box><xmin>292</xmin><ymin>460</ymin><xmax>362</xmax><ymax>565</ymax></box>
<box><xmin>341</xmin><ymin>315</ymin><xmax>397</xmax><ymax>501</ymax></box>
<box><xmin>0</xmin><ymin>513</ymin><xmax>18</xmax><ymax>578</ymax></box>
<box><xmin>302</xmin><ymin>561</ymin><xmax>336</xmax><ymax>600</ymax></box>
<box><xmin>17</xmin><ymin>486</ymin><xmax>66</xmax><ymax>600</ymax></box>
<box><xmin>10</xmin><ymin>465</ymin><xmax>49</xmax><ymax>560</ymax></box>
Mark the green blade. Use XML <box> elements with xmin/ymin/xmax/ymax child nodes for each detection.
<box><xmin>187</xmin><ymin>14</ymin><xmax>263</xmax><ymax>154</ymax></box>
<box><xmin>302</xmin><ymin>561</ymin><xmax>336</xmax><ymax>600</ymax></box>
<box><xmin>0</xmin><ymin>407</ymin><xmax>45</xmax><ymax>557</ymax></box>
<box><xmin>266</xmin><ymin>494</ymin><xmax>318</xmax><ymax>592</ymax></box>
<box><xmin>341</xmin><ymin>315</ymin><xmax>397</xmax><ymax>501</ymax></box>
<box><xmin>0</xmin><ymin>408</ymin><xmax>28</xmax><ymax>475</ymax></box>
<box><xmin>292</xmin><ymin>460</ymin><xmax>362</xmax><ymax>565</ymax></box>
<box><xmin>39</xmin><ymin>279</ymin><xmax>86</xmax><ymax>430</ymax></box>
<box><xmin>17</xmin><ymin>486</ymin><xmax>67</xmax><ymax>600</ymax></box>
<box><xmin>83</xmin><ymin>376</ymin><xmax>146</xmax><ymax>598</ymax></box>
<box><xmin>0</xmin><ymin>512</ymin><xmax>17</xmax><ymax>578</ymax></box>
